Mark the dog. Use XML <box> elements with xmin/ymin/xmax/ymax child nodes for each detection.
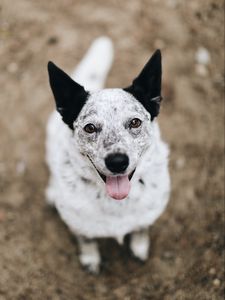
<box><xmin>46</xmin><ymin>37</ymin><xmax>170</xmax><ymax>273</ymax></box>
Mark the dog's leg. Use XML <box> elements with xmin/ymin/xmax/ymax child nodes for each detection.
<box><xmin>130</xmin><ymin>229</ymin><xmax>150</xmax><ymax>261</ymax></box>
<box><xmin>77</xmin><ymin>236</ymin><xmax>100</xmax><ymax>274</ymax></box>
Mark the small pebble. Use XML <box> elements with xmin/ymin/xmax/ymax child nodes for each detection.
<box><xmin>195</xmin><ymin>64</ymin><xmax>208</xmax><ymax>77</ymax></box>
<box><xmin>175</xmin><ymin>157</ymin><xmax>185</xmax><ymax>169</ymax></box>
<box><xmin>16</xmin><ymin>160</ymin><xmax>26</xmax><ymax>175</ymax></box>
<box><xmin>47</xmin><ymin>36</ymin><xmax>58</xmax><ymax>45</ymax></box>
<box><xmin>195</xmin><ymin>47</ymin><xmax>211</xmax><ymax>65</ymax></box>
<box><xmin>162</xmin><ymin>251</ymin><xmax>174</xmax><ymax>259</ymax></box>
<box><xmin>167</xmin><ymin>0</ymin><xmax>179</xmax><ymax>8</ymax></box>
<box><xmin>7</xmin><ymin>62</ymin><xmax>18</xmax><ymax>73</ymax></box>
<box><xmin>213</xmin><ymin>278</ymin><xmax>220</xmax><ymax>287</ymax></box>
<box><xmin>0</xmin><ymin>209</ymin><xmax>6</xmax><ymax>222</ymax></box>
<box><xmin>209</xmin><ymin>267</ymin><xmax>216</xmax><ymax>275</ymax></box>
<box><xmin>0</xmin><ymin>162</ymin><xmax>6</xmax><ymax>173</ymax></box>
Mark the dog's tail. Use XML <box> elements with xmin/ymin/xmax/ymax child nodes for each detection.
<box><xmin>71</xmin><ymin>36</ymin><xmax>114</xmax><ymax>92</ymax></box>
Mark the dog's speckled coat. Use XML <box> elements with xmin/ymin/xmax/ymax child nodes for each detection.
<box><xmin>46</xmin><ymin>37</ymin><xmax>170</xmax><ymax>272</ymax></box>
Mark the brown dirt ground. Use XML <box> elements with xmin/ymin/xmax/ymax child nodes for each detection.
<box><xmin>0</xmin><ymin>0</ymin><xmax>224</xmax><ymax>299</ymax></box>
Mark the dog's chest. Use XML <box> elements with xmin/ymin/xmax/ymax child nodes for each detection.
<box><xmin>55</xmin><ymin>158</ymin><xmax>169</xmax><ymax>239</ymax></box>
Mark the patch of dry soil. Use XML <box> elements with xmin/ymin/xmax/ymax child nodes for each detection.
<box><xmin>0</xmin><ymin>0</ymin><xmax>224</xmax><ymax>299</ymax></box>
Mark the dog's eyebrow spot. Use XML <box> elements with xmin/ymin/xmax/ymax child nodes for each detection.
<box><xmin>139</xmin><ymin>178</ymin><xmax>145</xmax><ymax>185</ymax></box>
<box><xmin>81</xmin><ymin>177</ymin><xmax>92</xmax><ymax>184</ymax></box>
<box><xmin>81</xmin><ymin>109</ymin><xmax>97</xmax><ymax>120</ymax></box>
<box><xmin>63</xmin><ymin>159</ymin><xmax>70</xmax><ymax>165</ymax></box>
<box><xmin>103</xmin><ymin>131</ymin><xmax>121</xmax><ymax>149</ymax></box>
<box><xmin>103</xmin><ymin>139</ymin><xmax>114</xmax><ymax>149</ymax></box>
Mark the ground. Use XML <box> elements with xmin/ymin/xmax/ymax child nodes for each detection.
<box><xmin>0</xmin><ymin>0</ymin><xmax>224</xmax><ymax>299</ymax></box>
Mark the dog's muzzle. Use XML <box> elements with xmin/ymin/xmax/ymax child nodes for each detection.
<box><xmin>87</xmin><ymin>155</ymin><xmax>135</xmax><ymax>201</ymax></box>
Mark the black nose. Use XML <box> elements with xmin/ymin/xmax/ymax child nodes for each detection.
<box><xmin>105</xmin><ymin>153</ymin><xmax>129</xmax><ymax>173</ymax></box>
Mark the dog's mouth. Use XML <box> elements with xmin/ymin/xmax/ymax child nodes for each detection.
<box><xmin>96</xmin><ymin>169</ymin><xmax>135</xmax><ymax>183</ymax></box>
<box><xmin>87</xmin><ymin>156</ymin><xmax>135</xmax><ymax>201</ymax></box>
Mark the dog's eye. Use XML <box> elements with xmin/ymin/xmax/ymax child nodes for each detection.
<box><xmin>129</xmin><ymin>118</ymin><xmax>142</xmax><ymax>129</ymax></box>
<box><xmin>84</xmin><ymin>123</ymin><xmax>96</xmax><ymax>134</ymax></box>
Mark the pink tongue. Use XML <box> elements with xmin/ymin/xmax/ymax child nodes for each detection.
<box><xmin>106</xmin><ymin>175</ymin><xmax>131</xmax><ymax>200</ymax></box>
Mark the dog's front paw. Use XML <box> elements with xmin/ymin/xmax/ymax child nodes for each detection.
<box><xmin>79</xmin><ymin>252</ymin><xmax>100</xmax><ymax>274</ymax></box>
<box><xmin>78</xmin><ymin>237</ymin><xmax>100</xmax><ymax>274</ymax></box>
<box><xmin>130</xmin><ymin>229</ymin><xmax>150</xmax><ymax>261</ymax></box>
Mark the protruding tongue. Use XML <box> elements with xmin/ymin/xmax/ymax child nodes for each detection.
<box><xmin>106</xmin><ymin>175</ymin><xmax>131</xmax><ymax>200</ymax></box>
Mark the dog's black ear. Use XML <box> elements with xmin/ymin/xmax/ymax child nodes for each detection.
<box><xmin>47</xmin><ymin>61</ymin><xmax>89</xmax><ymax>129</ymax></box>
<box><xmin>124</xmin><ymin>50</ymin><xmax>162</xmax><ymax>120</ymax></box>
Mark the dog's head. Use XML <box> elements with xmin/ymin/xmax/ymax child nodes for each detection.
<box><xmin>48</xmin><ymin>50</ymin><xmax>162</xmax><ymax>200</ymax></box>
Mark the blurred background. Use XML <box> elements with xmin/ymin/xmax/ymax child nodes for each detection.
<box><xmin>0</xmin><ymin>0</ymin><xmax>224</xmax><ymax>299</ymax></box>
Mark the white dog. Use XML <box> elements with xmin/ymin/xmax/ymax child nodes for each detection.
<box><xmin>46</xmin><ymin>37</ymin><xmax>170</xmax><ymax>273</ymax></box>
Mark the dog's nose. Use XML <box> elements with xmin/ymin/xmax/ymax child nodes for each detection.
<box><xmin>105</xmin><ymin>153</ymin><xmax>129</xmax><ymax>173</ymax></box>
